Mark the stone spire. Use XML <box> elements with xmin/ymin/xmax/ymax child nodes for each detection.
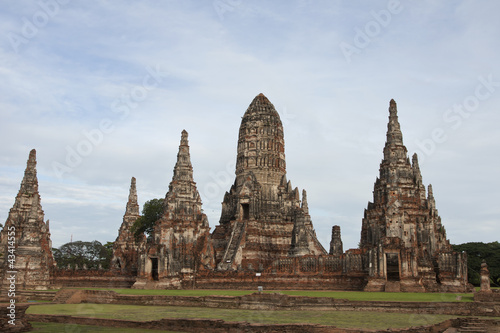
<box><xmin>412</xmin><ymin>153</ymin><xmax>422</xmax><ymax>183</ymax></box>
<box><xmin>360</xmin><ymin>100</ymin><xmax>463</xmax><ymax>292</ymax></box>
<box><xmin>164</xmin><ymin>130</ymin><xmax>204</xmax><ymax>220</ymax></box>
<box><xmin>125</xmin><ymin>177</ymin><xmax>140</xmax><ymax>216</ymax></box>
<box><xmin>0</xmin><ymin>149</ymin><xmax>55</xmax><ymax>290</ymax></box>
<box><xmin>329</xmin><ymin>225</ymin><xmax>343</xmax><ymax>256</ymax></box>
<box><xmin>382</xmin><ymin>99</ymin><xmax>408</xmax><ymax>165</ymax></box>
<box><xmin>412</xmin><ymin>153</ymin><xmax>426</xmax><ymax>201</ymax></box>
<box><xmin>19</xmin><ymin>149</ymin><xmax>39</xmax><ymax>197</ymax></box>
<box><xmin>172</xmin><ymin>130</ymin><xmax>194</xmax><ymax>182</ymax></box>
<box><xmin>235</xmin><ymin>93</ymin><xmax>286</xmax><ymax>189</ymax></box>
<box><xmin>427</xmin><ymin>184</ymin><xmax>435</xmax><ymax>207</ymax></box>
<box><xmin>133</xmin><ymin>130</ymin><xmax>214</xmax><ymax>284</ymax></box>
<box><xmin>387</xmin><ymin>99</ymin><xmax>403</xmax><ymax>142</ymax></box>
<box><xmin>301</xmin><ymin>189</ymin><xmax>309</xmax><ymax>214</ymax></box>
<box><xmin>112</xmin><ymin>176</ymin><xmax>141</xmax><ymax>274</ymax></box>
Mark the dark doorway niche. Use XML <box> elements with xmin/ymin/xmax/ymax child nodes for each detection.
<box><xmin>242</xmin><ymin>203</ymin><xmax>250</xmax><ymax>220</ymax></box>
<box><xmin>386</xmin><ymin>253</ymin><xmax>400</xmax><ymax>281</ymax></box>
<box><xmin>151</xmin><ymin>258</ymin><xmax>159</xmax><ymax>281</ymax></box>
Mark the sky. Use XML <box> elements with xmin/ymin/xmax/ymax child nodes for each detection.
<box><xmin>0</xmin><ymin>1</ymin><xmax>499</xmax><ymax>251</ymax></box>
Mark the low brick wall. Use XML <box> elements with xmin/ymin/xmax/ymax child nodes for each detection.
<box><xmin>26</xmin><ymin>313</ymin><xmax>500</xmax><ymax>333</ymax></box>
<box><xmin>474</xmin><ymin>289</ymin><xmax>500</xmax><ymax>302</ymax></box>
<box><xmin>0</xmin><ymin>303</ymin><xmax>32</xmax><ymax>333</ymax></box>
<box><xmin>17</xmin><ymin>290</ymin><xmax>57</xmax><ymax>301</ymax></box>
<box><xmin>71</xmin><ymin>289</ymin><xmax>500</xmax><ymax>317</ymax></box>
<box><xmin>52</xmin><ymin>270</ymin><xmax>136</xmax><ymax>289</ymax></box>
<box><xmin>27</xmin><ymin>314</ymin><xmax>341</xmax><ymax>333</ymax></box>
<box><xmin>192</xmin><ymin>272</ymin><xmax>367</xmax><ymax>291</ymax></box>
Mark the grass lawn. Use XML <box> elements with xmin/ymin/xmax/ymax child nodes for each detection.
<box><xmin>84</xmin><ymin>287</ymin><xmax>474</xmax><ymax>302</ymax></box>
<box><xmin>30</xmin><ymin>322</ymin><xmax>182</xmax><ymax>332</ymax></box>
<box><xmin>27</xmin><ymin>303</ymin><xmax>462</xmax><ymax>330</ymax></box>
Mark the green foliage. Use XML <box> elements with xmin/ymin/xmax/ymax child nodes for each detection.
<box><xmin>53</xmin><ymin>240</ymin><xmax>113</xmax><ymax>270</ymax></box>
<box><xmin>453</xmin><ymin>241</ymin><xmax>500</xmax><ymax>286</ymax></box>
<box><xmin>131</xmin><ymin>198</ymin><xmax>164</xmax><ymax>241</ymax></box>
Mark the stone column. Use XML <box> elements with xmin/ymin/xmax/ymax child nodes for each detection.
<box><xmin>480</xmin><ymin>260</ymin><xmax>492</xmax><ymax>293</ymax></box>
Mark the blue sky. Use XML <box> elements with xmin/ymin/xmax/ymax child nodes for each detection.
<box><xmin>1</xmin><ymin>0</ymin><xmax>499</xmax><ymax>250</ymax></box>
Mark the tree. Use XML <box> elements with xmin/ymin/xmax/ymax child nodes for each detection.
<box><xmin>131</xmin><ymin>198</ymin><xmax>164</xmax><ymax>241</ymax></box>
<box><xmin>452</xmin><ymin>241</ymin><xmax>500</xmax><ymax>286</ymax></box>
<box><xmin>53</xmin><ymin>240</ymin><xmax>113</xmax><ymax>270</ymax></box>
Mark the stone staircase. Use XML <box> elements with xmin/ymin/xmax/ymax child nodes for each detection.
<box><xmin>384</xmin><ymin>281</ymin><xmax>401</xmax><ymax>292</ymax></box>
<box><xmin>18</xmin><ymin>290</ymin><xmax>57</xmax><ymax>301</ymax></box>
<box><xmin>457</xmin><ymin>318</ymin><xmax>489</xmax><ymax>333</ymax></box>
<box><xmin>53</xmin><ymin>288</ymin><xmax>81</xmax><ymax>304</ymax></box>
<box><xmin>218</xmin><ymin>221</ymin><xmax>245</xmax><ymax>270</ymax></box>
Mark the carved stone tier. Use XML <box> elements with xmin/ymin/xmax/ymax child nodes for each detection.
<box><xmin>0</xmin><ymin>149</ymin><xmax>55</xmax><ymax>291</ymax></box>
<box><xmin>360</xmin><ymin>100</ymin><xmax>468</xmax><ymax>292</ymax></box>
<box><xmin>213</xmin><ymin>94</ymin><xmax>326</xmax><ymax>271</ymax></box>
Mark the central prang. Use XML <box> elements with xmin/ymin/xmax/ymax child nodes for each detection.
<box><xmin>235</xmin><ymin>93</ymin><xmax>287</xmax><ymax>190</ymax></box>
<box><xmin>212</xmin><ymin>93</ymin><xmax>326</xmax><ymax>271</ymax></box>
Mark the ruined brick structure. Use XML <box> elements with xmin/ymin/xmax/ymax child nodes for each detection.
<box><xmin>121</xmin><ymin>95</ymin><xmax>468</xmax><ymax>292</ymax></box>
<box><xmin>111</xmin><ymin>177</ymin><xmax>141</xmax><ymax>275</ymax></box>
<box><xmin>211</xmin><ymin>94</ymin><xmax>326</xmax><ymax>271</ymax></box>
<box><xmin>2</xmin><ymin>96</ymin><xmax>470</xmax><ymax>293</ymax></box>
<box><xmin>329</xmin><ymin>225</ymin><xmax>343</xmax><ymax>256</ymax></box>
<box><xmin>480</xmin><ymin>260</ymin><xmax>492</xmax><ymax>293</ymax></box>
<box><xmin>360</xmin><ymin>100</ymin><xmax>468</xmax><ymax>292</ymax></box>
<box><xmin>133</xmin><ymin>130</ymin><xmax>214</xmax><ymax>288</ymax></box>
<box><xmin>0</xmin><ymin>149</ymin><xmax>55</xmax><ymax>291</ymax></box>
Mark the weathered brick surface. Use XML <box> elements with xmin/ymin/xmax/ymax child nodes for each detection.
<box><xmin>52</xmin><ymin>269</ymin><xmax>136</xmax><ymax>288</ymax></box>
<box><xmin>134</xmin><ymin>130</ymin><xmax>215</xmax><ymax>288</ymax></box>
<box><xmin>111</xmin><ymin>177</ymin><xmax>141</xmax><ymax>275</ymax></box>
<box><xmin>61</xmin><ymin>289</ymin><xmax>500</xmax><ymax>317</ymax></box>
<box><xmin>213</xmin><ymin>94</ymin><xmax>326</xmax><ymax>272</ymax></box>
<box><xmin>26</xmin><ymin>314</ymin><xmax>347</xmax><ymax>332</ymax></box>
<box><xmin>0</xmin><ymin>149</ymin><xmax>55</xmax><ymax>292</ymax></box>
<box><xmin>24</xmin><ymin>311</ymin><xmax>500</xmax><ymax>332</ymax></box>
<box><xmin>0</xmin><ymin>303</ymin><xmax>31</xmax><ymax>333</ymax></box>
<box><xmin>475</xmin><ymin>289</ymin><xmax>500</xmax><ymax>302</ymax></box>
<box><xmin>360</xmin><ymin>100</ymin><xmax>469</xmax><ymax>292</ymax></box>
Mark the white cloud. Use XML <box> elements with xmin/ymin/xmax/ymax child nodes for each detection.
<box><xmin>1</xmin><ymin>1</ymin><xmax>499</xmax><ymax>250</ymax></box>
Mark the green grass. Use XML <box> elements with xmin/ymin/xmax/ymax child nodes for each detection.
<box><xmin>30</xmin><ymin>322</ymin><xmax>182</xmax><ymax>332</ymax></box>
<box><xmin>98</xmin><ymin>288</ymin><xmax>256</xmax><ymax>297</ymax></box>
<box><xmin>83</xmin><ymin>287</ymin><xmax>474</xmax><ymax>302</ymax></box>
<box><xmin>273</xmin><ymin>290</ymin><xmax>474</xmax><ymax>302</ymax></box>
<box><xmin>27</xmin><ymin>303</ymin><xmax>461</xmax><ymax>329</ymax></box>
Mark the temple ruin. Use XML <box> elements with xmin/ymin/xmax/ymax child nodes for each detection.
<box><xmin>133</xmin><ymin>130</ymin><xmax>215</xmax><ymax>289</ymax></box>
<box><xmin>0</xmin><ymin>95</ymin><xmax>470</xmax><ymax>292</ymax></box>
<box><xmin>211</xmin><ymin>93</ymin><xmax>326</xmax><ymax>272</ymax></box>
<box><xmin>111</xmin><ymin>177</ymin><xmax>141</xmax><ymax>275</ymax></box>
<box><xmin>0</xmin><ymin>149</ymin><xmax>55</xmax><ymax>291</ymax></box>
<box><xmin>360</xmin><ymin>99</ymin><xmax>468</xmax><ymax>292</ymax></box>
